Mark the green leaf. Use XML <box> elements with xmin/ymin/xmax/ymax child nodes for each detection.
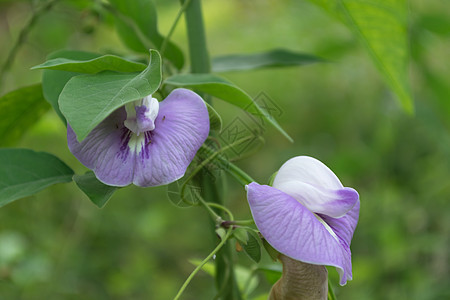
<box><xmin>73</xmin><ymin>172</ymin><xmax>117</xmax><ymax>208</ymax></box>
<box><xmin>59</xmin><ymin>49</ymin><xmax>162</xmax><ymax>142</ymax></box>
<box><xmin>243</xmin><ymin>231</ymin><xmax>261</xmax><ymax>263</ymax></box>
<box><xmin>108</xmin><ymin>0</ymin><xmax>184</xmax><ymax>69</ymax></box>
<box><xmin>32</xmin><ymin>54</ymin><xmax>147</xmax><ymax>74</ymax></box>
<box><xmin>0</xmin><ymin>84</ymin><xmax>50</xmax><ymax>147</ymax></box>
<box><xmin>0</xmin><ymin>149</ymin><xmax>74</xmax><ymax>207</ymax></box>
<box><xmin>212</xmin><ymin>49</ymin><xmax>324</xmax><ymax>72</ymax></box>
<box><xmin>308</xmin><ymin>0</ymin><xmax>413</xmax><ymax>113</ymax></box>
<box><xmin>164</xmin><ymin>74</ymin><xmax>293</xmax><ymax>142</ymax></box>
<box><xmin>41</xmin><ymin>50</ymin><xmax>102</xmax><ymax>124</ymax></box>
<box><xmin>205</xmin><ymin>102</ymin><xmax>222</xmax><ymax>132</ymax></box>
<box><xmin>233</xmin><ymin>228</ymin><xmax>249</xmax><ymax>245</ymax></box>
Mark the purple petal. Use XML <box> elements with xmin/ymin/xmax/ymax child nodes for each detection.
<box><xmin>132</xmin><ymin>88</ymin><xmax>209</xmax><ymax>186</ymax></box>
<box><xmin>247</xmin><ymin>182</ymin><xmax>354</xmax><ymax>285</ymax></box>
<box><xmin>67</xmin><ymin>108</ymin><xmax>136</xmax><ymax>186</ymax></box>
<box><xmin>68</xmin><ymin>88</ymin><xmax>209</xmax><ymax>187</ymax></box>
<box><xmin>318</xmin><ymin>199</ymin><xmax>360</xmax><ymax>252</ymax></box>
<box><xmin>273</xmin><ymin>180</ymin><xmax>359</xmax><ymax>218</ymax></box>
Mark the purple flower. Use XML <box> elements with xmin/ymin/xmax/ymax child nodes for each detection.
<box><xmin>68</xmin><ymin>88</ymin><xmax>210</xmax><ymax>187</ymax></box>
<box><xmin>246</xmin><ymin>156</ymin><xmax>360</xmax><ymax>285</ymax></box>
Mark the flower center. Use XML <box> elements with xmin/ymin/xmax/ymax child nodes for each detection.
<box><xmin>124</xmin><ymin>96</ymin><xmax>159</xmax><ymax>135</ymax></box>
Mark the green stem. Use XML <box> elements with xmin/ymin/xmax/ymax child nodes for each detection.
<box><xmin>200</xmin><ymin>144</ymin><xmax>255</xmax><ymax>185</ymax></box>
<box><xmin>182</xmin><ymin>1</ymin><xmax>241</xmax><ymax>299</ymax></box>
<box><xmin>182</xmin><ymin>0</ymin><xmax>210</xmax><ymax>75</ymax></box>
<box><xmin>206</xmin><ymin>202</ymin><xmax>234</xmax><ymax>221</ymax></box>
<box><xmin>328</xmin><ymin>279</ymin><xmax>337</xmax><ymax>300</ymax></box>
<box><xmin>0</xmin><ymin>0</ymin><xmax>60</xmax><ymax>92</ymax></box>
<box><xmin>173</xmin><ymin>201</ymin><xmax>234</xmax><ymax>300</ymax></box>
<box><xmin>173</xmin><ymin>226</ymin><xmax>233</xmax><ymax>300</ymax></box>
<box><xmin>198</xmin><ymin>196</ymin><xmax>222</xmax><ymax>223</ymax></box>
<box><xmin>222</xmin><ymin>219</ymin><xmax>255</xmax><ymax>227</ymax></box>
<box><xmin>180</xmin><ymin>136</ymin><xmax>254</xmax><ymax>205</ymax></box>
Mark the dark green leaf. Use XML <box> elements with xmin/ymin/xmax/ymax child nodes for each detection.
<box><xmin>164</xmin><ymin>74</ymin><xmax>293</xmax><ymax>142</ymax></box>
<box><xmin>308</xmin><ymin>0</ymin><xmax>413</xmax><ymax>113</ymax></box>
<box><xmin>108</xmin><ymin>0</ymin><xmax>184</xmax><ymax>69</ymax></box>
<box><xmin>73</xmin><ymin>172</ymin><xmax>117</xmax><ymax>208</ymax></box>
<box><xmin>0</xmin><ymin>84</ymin><xmax>50</xmax><ymax>147</ymax></box>
<box><xmin>59</xmin><ymin>50</ymin><xmax>162</xmax><ymax>142</ymax></box>
<box><xmin>0</xmin><ymin>149</ymin><xmax>74</xmax><ymax>207</ymax></box>
<box><xmin>243</xmin><ymin>231</ymin><xmax>261</xmax><ymax>263</ymax></box>
<box><xmin>212</xmin><ymin>49</ymin><xmax>324</xmax><ymax>72</ymax></box>
<box><xmin>41</xmin><ymin>50</ymin><xmax>102</xmax><ymax>124</ymax></box>
<box><xmin>32</xmin><ymin>55</ymin><xmax>147</xmax><ymax>74</ymax></box>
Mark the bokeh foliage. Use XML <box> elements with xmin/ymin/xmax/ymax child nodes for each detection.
<box><xmin>0</xmin><ymin>0</ymin><xmax>449</xmax><ymax>299</ymax></box>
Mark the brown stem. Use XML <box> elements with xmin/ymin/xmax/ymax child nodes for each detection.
<box><xmin>269</xmin><ymin>254</ymin><xmax>328</xmax><ymax>300</ymax></box>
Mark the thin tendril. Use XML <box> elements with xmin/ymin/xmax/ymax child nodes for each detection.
<box><xmin>179</xmin><ymin>135</ymin><xmax>254</xmax><ymax>205</ymax></box>
<box><xmin>160</xmin><ymin>0</ymin><xmax>192</xmax><ymax>58</ymax></box>
<box><xmin>0</xmin><ymin>0</ymin><xmax>60</xmax><ymax>92</ymax></box>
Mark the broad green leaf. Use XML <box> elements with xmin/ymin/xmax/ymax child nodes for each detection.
<box><xmin>164</xmin><ymin>74</ymin><xmax>293</xmax><ymax>142</ymax></box>
<box><xmin>41</xmin><ymin>50</ymin><xmax>102</xmax><ymax>124</ymax></box>
<box><xmin>32</xmin><ymin>54</ymin><xmax>147</xmax><ymax>74</ymax></box>
<box><xmin>73</xmin><ymin>172</ymin><xmax>117</xmax><ymax>208</ymax></box>
<box><xmin>0</xmin><ymin>84</ymin><xmax>50</xmax><ymax>147</ymax></box>
<box><xmin>212</xmin><ymin>49</ymin><xmax>324</xmax><ymax>72</ymax></box>
<box><xmin>205</xmin><ymin>102</ymin><xmax>222</xmax><ymax>132</ymax></box>
<box><xmin>308</xmin><ymin>0</ymin><xmax>413</xmax><ymax>113</ymax></box>
<box><xmin>59</xmin><ymin>50</ymin><xmax>162</xmax><ymax>142</ymax></box>
<box><xmin>108</xmin><ymin>0</ymin><xmax>184</xmax><ymax>69</ymax></box>
<box><xmin>0</xmin><ymin>149</ymin><xmax>74</xmax><ymax>207</ymax></box>
<box><xmin>243</xmin><ymin>231</ymin><xmax>261</xmax><ymax>263</ymax></box>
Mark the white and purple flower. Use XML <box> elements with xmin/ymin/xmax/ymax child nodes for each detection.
<box><xmin>247</xmin><ymin>156</ymin><xmax>360</xmax><ymax>285</ymax></box>
<box><xmin>68</xmin><ymin>88</ymin><xmax>210</xmax><ymax>187</ymax></box>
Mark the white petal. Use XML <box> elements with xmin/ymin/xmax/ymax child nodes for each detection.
<box><xmin>273</xmin><ymin>156</ymin><xmax>343</xmax><ymax>190</ymax></box>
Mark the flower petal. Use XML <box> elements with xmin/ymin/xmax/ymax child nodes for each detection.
<box><xmin>273</xmin><ymin>156</ymin><xmax>344</xmax><ymax>190</ymax></box>
<box><xmin>273</xmin><ymin>156</ymin><xmax>358</xmax><ymax>217</ymax></box>
<box><xmin>67</xmin><ymin>108</ymin><xmax>136</xmax><ymax>186</ymax></box>
<box><xmin>318</xmin><ymin>199</ymin><xmax>360</xmax><ymax>252</ymax></box>
<box><xmin>247</xmin><ymin>182</ymin><xmax>353</xmax><ymax>285</ymax></box>
<box><xmin>132</xmin><ymin>88</ymin><xmax>210</xmax><ymax>186</ymax></box>
<box><xmin>68</xmin><ymin>88</ymin><xmax>209</xmax><ymax>187</ymax></box>
<box><xmin>273</xmin><ymin>180</ymin><xmax>359</xmax><ymax>218</ymax></box>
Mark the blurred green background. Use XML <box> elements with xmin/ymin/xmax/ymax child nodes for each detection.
<box><xmin>0</xmin><ymin>0</ymin><xmax>449</xmax><ymax>299</ymax></box>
